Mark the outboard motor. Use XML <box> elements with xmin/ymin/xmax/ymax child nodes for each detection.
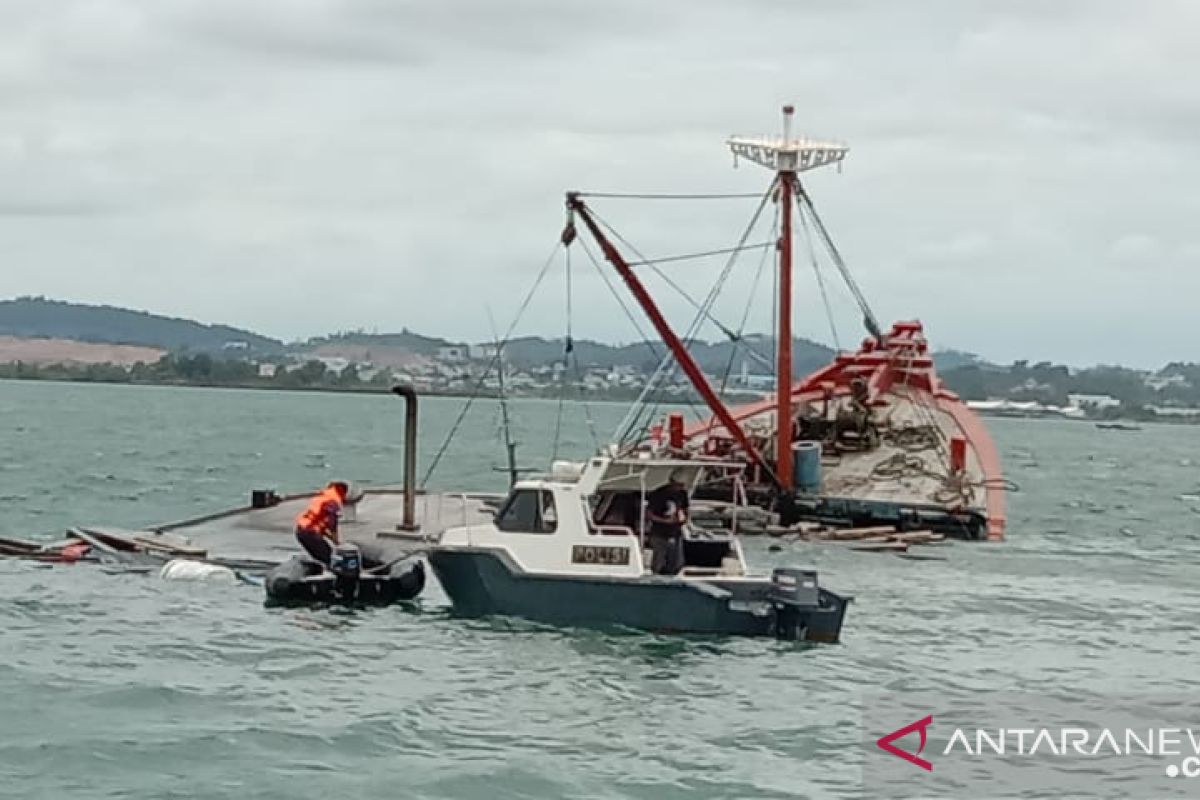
<box><xmin>330</xmin><ymin>542</ymin><xmax>363</xmax><ymax>600</ymax></box>
<box><xmin>770</xmin><ymin>567</ymin><xmax>819</xmax><ymax>640</ymax></box>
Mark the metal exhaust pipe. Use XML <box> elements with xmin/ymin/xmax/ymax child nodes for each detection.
<box><xmin>391</xmin><ymin>385</ymin><xmax>418</xmax><ymax>530</ymax></box>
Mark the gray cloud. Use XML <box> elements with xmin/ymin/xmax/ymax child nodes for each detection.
<box><xmin>0</xmin><ymin>0</ymin><xmax>1196</xmax><ymax>367</ymax></box>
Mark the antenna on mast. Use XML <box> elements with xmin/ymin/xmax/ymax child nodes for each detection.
<box><xmin>726</xmin><ymin>106</ymin><xmax>849</xmax><ymax>174</ymax></box>
<box><xmin>730</xmin><ymin>108</ymin><xmax>882</xmax><ymax>341</ymax></box>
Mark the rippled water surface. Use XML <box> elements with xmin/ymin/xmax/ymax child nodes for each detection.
<box><xmin>2</xmin><ymin>380</ymin><xmax>1199</xmax><ymax>799</ymax></box>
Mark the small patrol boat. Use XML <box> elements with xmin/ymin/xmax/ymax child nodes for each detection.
<box><xmin>427</xmin><ymin>455</ymin><xmax>850</xmax><ymax>642</ymax></box>
<box><xmin>264</xmin><ymin>542</ymin><xmax>425</xmax><ymax>607</ymax></box>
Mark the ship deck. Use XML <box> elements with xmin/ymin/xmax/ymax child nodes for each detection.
<box><xmin>695</xmin><ymin>385</ymin><xmax>1005</xmax><ymax>538</ymax></box>
<box><xmin>729</xmin><ymin>390</ymin><xmax>983</xmax><ymax>503</ymax></box>
<box><xmin>815</xmin><ymin>392</ymin><xmax>985</xmax><ymax>508</ymax></box>
<box><xmin>83</xmin><ymin>489</ymin><xmax>502</xmax><ymax>569</ymax></box>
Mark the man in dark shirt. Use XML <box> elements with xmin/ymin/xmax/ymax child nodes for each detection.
<box><xmin>645</xmin><ymin>471</ymin><xmax>689</xmax><ymax>575</ymax></box>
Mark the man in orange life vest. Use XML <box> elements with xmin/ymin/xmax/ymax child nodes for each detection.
<box><xmin>294</xmin><ymin>481</ymin><xmax>350</xmax><ymax>566</ymax></box>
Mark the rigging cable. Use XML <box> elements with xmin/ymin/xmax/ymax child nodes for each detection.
<box><xmin>571</xmin><ymin>357</ymin><xmax>602</xmax><ymax>453</ymax></box>
<box><xmin>574</xmin><ymin>191</ymin><xmax>764</xmax><ymax>200</ymax></box>
<box><xmin>576</xmin><ymin>237</ymin><xmax>662</xmax><ymax>364</ymax></box>
<box><xmin>587</xmin><ymin>212</ymin><xmax>708</xmax><ymax>442</ymax></box>
<box><xmin>634</xmin><ymin>181</ymin><xmax>776</xmax><ymax>445</ymax></box>
<box><xmin>639</xmin><ymin>255</ymin><xmax>773</xmax><ymax>371</ymax></box>
<box><xmin>599</xmin><ymin>179</ymin><xmax>778</xmax><ymax>446</ymax></box>
<box><xmin>576</xmin><ymin>235</ymin><xmax>682</xmax><ymax>445</ymax></box>
<box><xmin>591</xmin><ymin>208</ymin><xmax>772</xmax><ymax>364</ymax></box>
<box><xmin>559</xmin><ymin>245</ymin><xmax>601</xmax><ymax>455</ymax></box>
<box><xmin>607</xmin><ymin>289</ymin><xmax>701</xmax><ymax>444</ymax></box>
<box><xmin>717</xmin><ymin>213</ymin><xmax>777</xmax><ymax>399</ymax></box>
<box><xmin>627</xmin><ymin>242</ymin><xmax>774</xmax><ymax>268</ymax></box>
<box><xmin>421</xmin><ymin>241</ymin><xmax>562</xmax><ymax>488</ymax></box>
<box><xmin>797</xmin><ymin>201</ymin><xmax>842</xmax><ymax>352</ymax></box>
<box><xmin>796</xmin><ymin>185</ymin><xmax>882</xmax><ymax>340</ymax></box>
<box><xmin>575</xmin><ymin>235</ymin><xmax>674</xmax><ymax>449</ymax></box>
<box><xmin>638</xmin><ymin>248</ymin><xmax>775</xmax><ymax>372</ymax></box>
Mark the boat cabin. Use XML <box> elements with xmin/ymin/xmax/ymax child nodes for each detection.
<box><xmin>437</xmin><ymin>455</ymin><xmax>749</xmax><ymax>579</ymax></box>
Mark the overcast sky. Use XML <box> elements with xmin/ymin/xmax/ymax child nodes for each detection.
<box><xmin>1</xmin><ymin>1</ymin><xmax>1196</xmax><ymax>368</ymax></box>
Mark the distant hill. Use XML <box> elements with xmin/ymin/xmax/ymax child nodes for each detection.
<box><xmin>301</xmin><ymin>330</ymin><xmax>837</xmax><ymax>375</ymax></box>
<box><xmin>0</xmin><ymin>296</ymin><xmax>996</xmax><ymax>374</ymax></box>
<box><xmin>301</xmin><ymin>329</ymin><xmax>457</xmax><ymax>356</ymax></box>
<box><xmin>932</xmin><ymin>349</ymin><xmax>990</xmax><ymax>370</ymax></box>
<box><xmin>0</xmin><ymin>297</ymin><xmax>283</xmax><ymax>354</ymax></box>
<box><xmin>498</xmin><ymin>333</ymin><xmax>836</xmax><ymax>376</ymax></box>
<box><xmin>496</xmin><ymin>335</ymin><xmax>988</xmax><ymax>375</ymax></box>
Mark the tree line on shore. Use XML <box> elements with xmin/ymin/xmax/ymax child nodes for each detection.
<box><xmin>0</xmin><ymin>354</ymin><xmax>357</xmax><ymax>389</ymax></box>
<box><xmin>0</xmin><ymin>355</ymin><xmax>660</xmax><ymax>402</ymax></box>
<box><xmin>940</xmin><ymin>360</ymin><xmax>1200</xmax><ymax>412</ymax></box>
<box><xmin>4</xmin><ymin>353</ymin><xmax>1200</xmax><ymax>422</ymax></box>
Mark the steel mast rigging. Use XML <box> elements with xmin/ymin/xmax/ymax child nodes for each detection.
<box><xmin>726</xmin><ymin>105</ymin><xmax>861</xmax><ymax>490</ymax></box>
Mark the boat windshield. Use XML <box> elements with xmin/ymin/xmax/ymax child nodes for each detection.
<box><xmin>495</xmin><ymin>489</ymin><xmax>557</xmax><ymax>534</ymax></box>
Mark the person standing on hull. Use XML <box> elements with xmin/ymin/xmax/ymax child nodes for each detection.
<box><xmin>646</xmin><ymin>471</ymin><xmax>689</xmax><ymax>575</ymax></box>
<box><xmin>294</xmin><ymin>481</ymin><xmax>350</xmax><ymax>566</ymax></box>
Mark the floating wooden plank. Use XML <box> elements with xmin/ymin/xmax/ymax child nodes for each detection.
<box><xmin>890</xmin><ymin>532</ymin><xmax>937</xmax><ymax>545</ymax></box>
<box><xmin>131</xmin><ymin>536</ymin><xmax>208</xmax><ymax>558</ymax></box>
<box><xmin>70</xmin><ymin>528</ymin><xmax>177</xmax><ymax>566</ymax></box>
<box><xmin>70</xmin><ymin>528</ymin><xmax>129</xmax><ymax>555</ymax></box>
<box><xmin>851</xmin><ymin>541</ymin><xmax>909</xmax><ymax>553</ymax></box>
<box><xmin>1</xmin><ymin>533</ymin><xmax>95</xmax><ymax>563</ymax></box>
<box><xmin>829</xmin><ymin>525</ymin><xmax>897</xmax><ymax>541</ymax></box>
<box><xmin>0</xmin><ymin>536</ymin><xmax>42</xmax><ymax>556</ymax></box>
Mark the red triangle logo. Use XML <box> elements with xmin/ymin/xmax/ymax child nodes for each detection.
<box><xmin>876</xmin><ymin>715</ymin><xmax>934</xmax><ymax>771</ymax></box>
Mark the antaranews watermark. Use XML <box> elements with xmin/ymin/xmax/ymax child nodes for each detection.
<box><xmin>864</xmin><ymin>692</ymin><xmax>1200</xmax><ymax>798</ymax></box>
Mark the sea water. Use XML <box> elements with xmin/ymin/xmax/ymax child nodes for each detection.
<box><xmin>2</xmin><ymin>380</ymin><xmax>1199</xmax><ymax>799</ymax></box>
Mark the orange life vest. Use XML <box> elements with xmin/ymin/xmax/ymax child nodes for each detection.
<box><xmin>296</xmin><ymin>487</ymin><xmax>343</xmax><ymax>536</ymax></box>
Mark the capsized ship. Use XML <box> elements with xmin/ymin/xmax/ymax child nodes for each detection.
<box><xmin>679</xmin><ymin>320</ymin><xmax>1007</xmax><ymax>540</ymax></box>
<box><xmin>560</xmin><ymin>106</ymin><xmax>1008</xmax><ymax>540</ymax></box>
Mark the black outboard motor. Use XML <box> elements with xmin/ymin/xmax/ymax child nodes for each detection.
<box><xmin>330</xmin><ymin>542</ymin><xmax>363</xmax><ymax>600</ymax></box>
<box><xmin>770</xmin><ymin>567</ymin><xmax>819</xmax><ymax>640</ymax></box>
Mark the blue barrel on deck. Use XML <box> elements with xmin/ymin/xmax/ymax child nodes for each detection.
<box><xmin>792</xmin><ymin>441</ymin><xmax>822</xmax><ymax>493</ymax></box>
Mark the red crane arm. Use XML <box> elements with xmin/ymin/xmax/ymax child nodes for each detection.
<box><xmin>565</xmin><ymin>193</ymin><xmax>779</xmax><ymax>487</ymax></box>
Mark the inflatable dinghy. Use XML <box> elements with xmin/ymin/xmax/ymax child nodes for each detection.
<box><xmin>265</xmin><ymin>542</ymin><xmax>425</xmax><ymax>607</ymax></box>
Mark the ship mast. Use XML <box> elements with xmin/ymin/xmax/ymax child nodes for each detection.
<box><xmin>727</xmin><ymin>106</ymin><xmax>848</xmax><ymax>491</ymax></box>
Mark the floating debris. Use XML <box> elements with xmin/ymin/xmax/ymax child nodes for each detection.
<box><xmin>690</xmin><ymin>502</ymin><xmax>947</xmax><ymax>555</ymax></box>
<box><xmin>160</xmin><ymin>559</ymin><xmax>238</xmax><ymax>584</ymax></box>
<box><xmin>0</xmin><ymin>528</ymin><xmax>208</xmax><ymax>566</ymax></box>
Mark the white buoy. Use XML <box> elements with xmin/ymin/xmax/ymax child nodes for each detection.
<box><xmin>159</xmin><ymin>558</ymin><xmax>238</xmax><ymax>584</ymax></box>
